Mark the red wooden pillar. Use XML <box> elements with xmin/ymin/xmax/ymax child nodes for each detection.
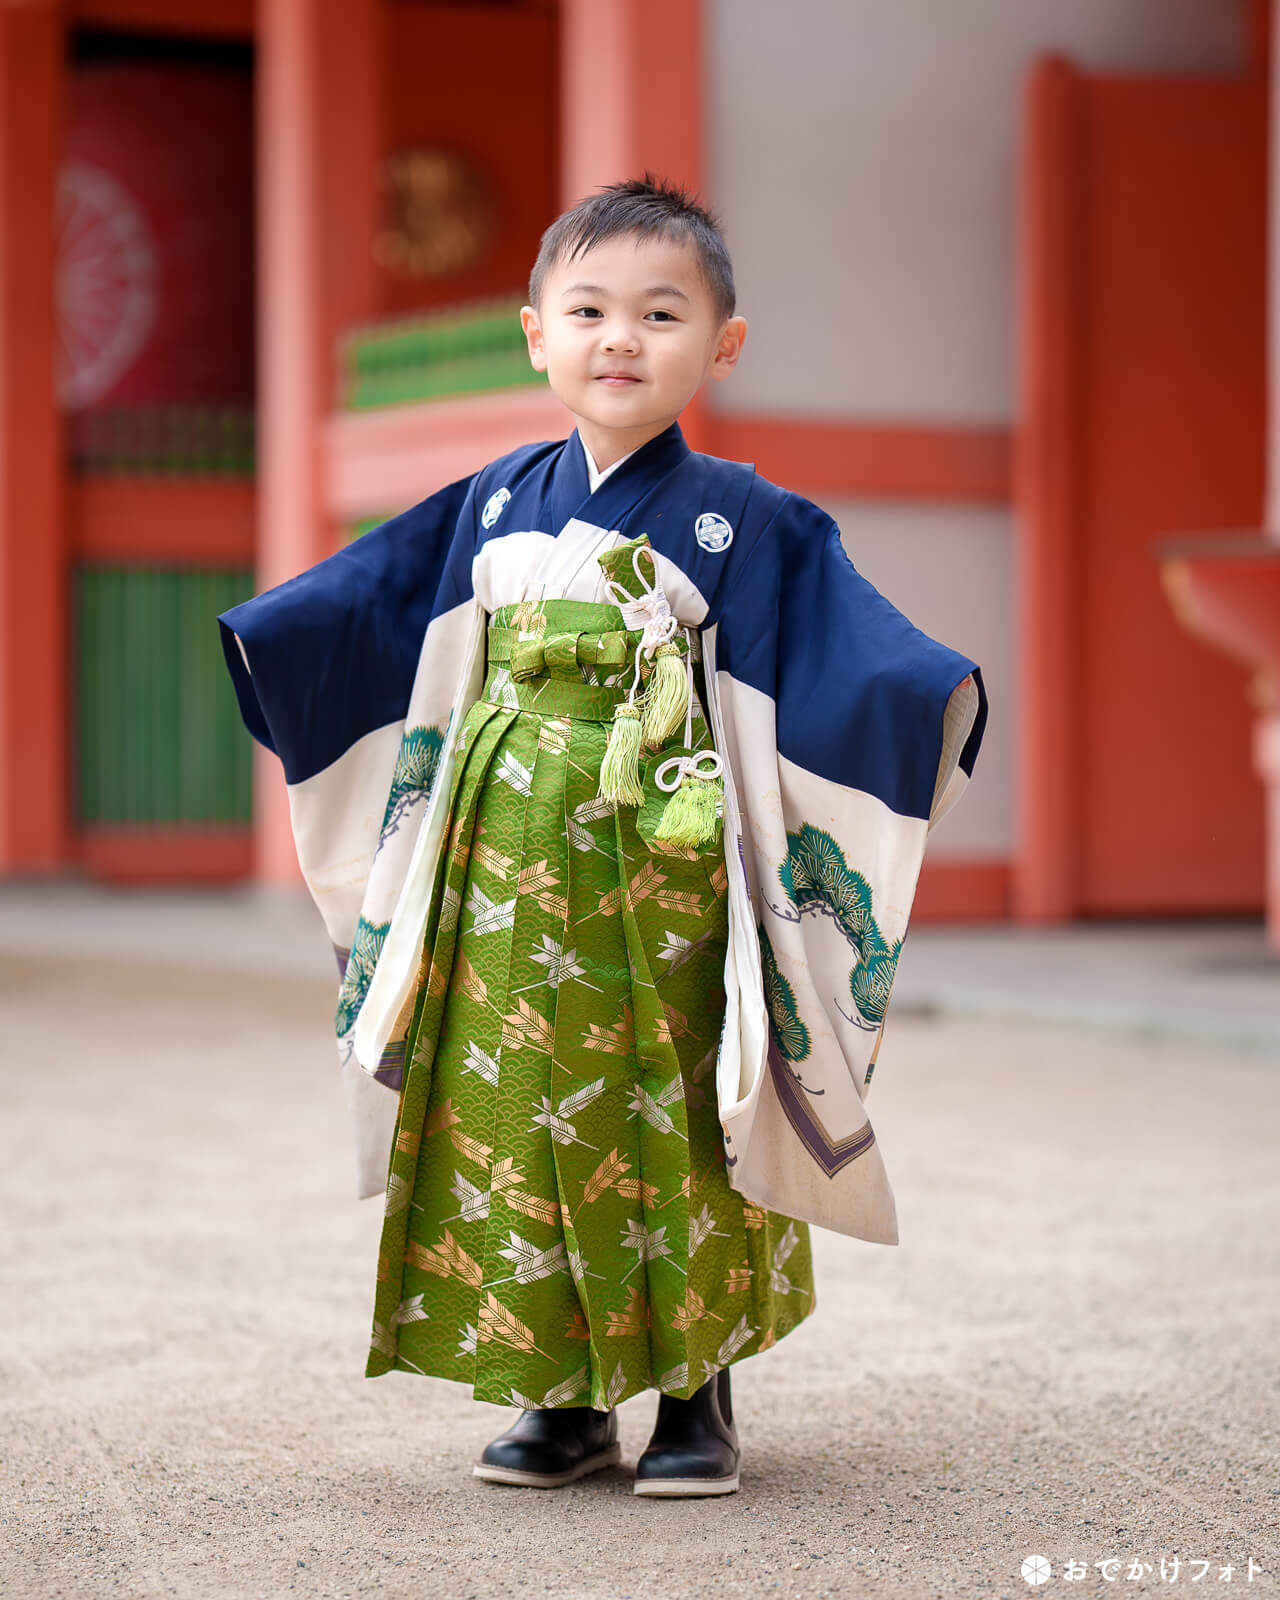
<box><xmin>1014</xmin><ymin>57</ymin><xmax>1085</xmax><ymax>922</ymax></box>
<box><xmin>0</xmin><ymin>1</ymin><xmax>65</xmax><ymax>872</ymax></box>
<box><xmin>558</xmin><ymin>0</ymin><xmax>714</xmax><ymax>452</ymax></box>
<box><xmin>254</xmin><ymin>0</ymin><xmax>382</xmax><ymax>883</ymax></box>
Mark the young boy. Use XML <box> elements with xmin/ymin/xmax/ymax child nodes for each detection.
<box><xmin>219</xmin><ymin>174</ymin><xmax>987</xmax><ymax>1497</ymax></box>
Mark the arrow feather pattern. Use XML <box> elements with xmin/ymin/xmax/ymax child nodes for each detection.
<box><xmin>567</xmin><ymin>1247</ymin><xmax>605</xmax><ymax>1284</ymax></box>
<box><xmin>566</xmin><ymin>817</ymin><xmax>604</xmax><ymax>854</ymax></box>
<box><xmin>614</xmin><ymin>1176</ymin><xmax>659</xmax><ymax>1206</ymax></box>
<box><xmin>471</xmin><ymin>842</ymin><xmax>515</xmax><ymax>879</ymax></box>
<box><xmin>489</xmin><ymin>1155</ymin><xmax>525</xmax><ymax>1194</ymax></box>
<box><xmin>448</xmin><ymin>1170</ymin><xmax>489</xmax><ymax>1222</ymax></box>
<box><xmin>604</xmin><ymin>1286</ymin><xmax>650</xmax><ymax>1336</ymax></box>
<box><xmin>450</xmin><ymin>1130</ymin><xmax>493</xmax><ymax>1168</ymax></box>
<box><xmin>461</xmin><ymin>1040</ymin><xmax>501</xmax><ymax>1084</ymax></box>
<box><xmin>628</xmin><ymin>1084</ymin><xmax>676</xmax><ymax>1135</ymax></box>
<box><xmin>407</xmin><ymin>1228</ymin><xmax>483</xmax><ymax>1287</ymax></box>
<box><xmin>541</xmin><ymin>1366</ymin><xmax>590</xmax><ymax>1407</ymax></box>
<box><xmin>582</xmin><ymin>1005</ymin><xmax>635</xmax><ymax>1056</ymax></box>
<box><xmin>656</xmin><ymin>1361</ymin><xmax>689</xmax><ymax>1393</ymax></box>
<box><xmin>557</xmin><ymin>1076</ymin><xmax>607</xmax><ymax>1118</ymax></box>
<box><xmin>537</xmin><ymin>718</ymin><xmax>571</xmax><ymax>755</ymax></box>
<box><xmin>505</xmin><ymin>1188</ymin><xmax>562</xmax><ymax>1225</ymax></box>
<box><xmin>572</xmin><ymin>796</ymin><xmax>614</xmax><ymax>825</ymax></box>
<box><xmin>716</xmin><ymin>1313</ymin><xmax>756</xmax><ymax>1366</ymax></box>
<box><xmin>688</xmin><ymin>1202</ymin><xmax>727</xmax><ymax>1257</ymax></box>
<box><xmin>392</xmin><ymin>1293</ymin><xmax>429</xmax><ymax>1326</ymax></box>
<box><xmin>582</xmin><ymin>1147</ymin><xmax>630</xmax><ymax>1203</ymax></box>
<box><xmin>517</xmin><ymin>859</ymin><xmax>559</xmax><ymax>897</ymax></box>
<box><xmin>602</xmin><ymin>1362</ymin><xmax>627</xmax><ymax>1408</ymax></box>
<box><xmin>593</xmin><ymin>885</ymin><xmax>624</xmax><ymax>919</ymax></box>
<box><xmin>467</xmin><ymin>884</ymin><xmax>517</xmax><ymax>934</ymax></box>
<box><xmin>478</xmin><ymin>1291</ymin><xmax>550</xmax><ymax>1357</ymax></box>
<box><xmin>773</xmin><ymin>1220</ymin><xmax>800</xmax><ymax>1268</ymax></box>
<box><xmin>369</xmin><ymin>1320</ymin><xmax>397</xmax><ymax>1359</ymax></box>
<box><xmin>502</xmin><ymin>996</ymin><xmax>555</xmax><ymax>1052</ymax></box>
<box><xmin>424</xmin><ymin>1098</ymin><xmax>461</xmax><ymax>1137</ymax></box>
<box><xmin>438</xmin><ymin>885</ymin><xmax>462</xmax><ymax>933</ymax></box>
<box><xmin>495</xmin><ymin>1231</ymin><xmax>570</xmax><ymax>1285</ymax></box>
<box><xmin>494</xmin><ymin>751</ymin><xmax>534</xmax><ymax>795</ymax></box>
<box><xmin>670</xmin><ymin>1287</ymin><xmax>717</xmax><ymax>1332</ymax></box>
<box><xmin>658</xmin><ymin>1002</ymin><xmax>693</xmax><ymax>1041</ymax></box>
<box><xmin>653</xmin><ymin>888</ymin><xmax>705</xmax><ymax>915</ymax></box>
<box><xmin>453</xmin><ymin>954</ymin><xmax>489</xmax><ymax>1006</ymax></box>
<box><xmin>384</xmin><ymin>1174</ymin><xmax>412</xmax><ymax>1216</ymax></box>
<box><xmin>628</xmin><ymin>860</ymin><xmax>666</xmax><ymax>904</ymax></box>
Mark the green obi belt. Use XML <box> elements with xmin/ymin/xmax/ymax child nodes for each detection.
<box><xmin>484</xmin><ymin>599</ymin><xmax>694</xmax><ymax>720</ymax></box>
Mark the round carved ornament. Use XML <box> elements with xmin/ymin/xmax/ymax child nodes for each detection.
<box><xmin>373</xmin><ymin>147</ymin><xmax>496</xmax><ymax>279</ymax></box>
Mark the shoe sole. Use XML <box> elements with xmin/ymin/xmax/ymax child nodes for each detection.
<box><xmin>633</xmin><ymin>1471</ymin><xmax>740</xmax><ymax>1498</ymax></box>
<box><xmin>472</xmin><ymin>1442</ymin><xmax>622</xmax><ymax>1488</ymax></box>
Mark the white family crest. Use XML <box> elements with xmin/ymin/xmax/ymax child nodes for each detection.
<box><xmin>481</xmin><ymin>487</ymin><xmax>511</xmax><ymax>529</ymax></box>
<box><xmin>694</xmin><ymin>512</ymin><xmax>733</xmax><ymax>552</ymax></box>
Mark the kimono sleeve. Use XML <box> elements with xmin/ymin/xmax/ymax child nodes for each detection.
<box><xmin>217</xmin><ymin>469</ymin><xmax>480</xmax><ymax>957</ymax></box>
<box><xmin>708</xmin><ymin>493</ymin><xmax>987</xmax><ymax>1243</ymax></box>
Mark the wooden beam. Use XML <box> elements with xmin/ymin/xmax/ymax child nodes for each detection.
<box><xmin>78</xmin><ymin>825</ymin><xmax>251</xmax><ymax>882</ymax></box>
<box><xmin>0</xmin><ymin>2</ymin><xmax>66</xmax><ymax>870</ymax></box>
<box><xmin>326</xmin><ymin>394</ymin><xmax>1013</xmax><ymax>522</ymax></box>
<box><xmin>716</xmin><ymin>417</ymin><xmax>1012</xmax><ymax>505</ymax></box>
<box><xmin>70</xmin><ymin>0</ymin><xmax>253</xmax><ymax>38</ymax></box>
<box><xmin>70</xmin><ymin>479</ymin><xmax>255</xmax><ymax>566</ymax></box>
<box><xmin>327</xmin><ymin>387</ymin><xmax>574</xmax><ymax>522</ymax></box>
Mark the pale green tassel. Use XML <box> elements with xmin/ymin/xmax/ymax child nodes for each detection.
<box><xmin>654</xmin><ymin>772</ymin><xmax>723</xmax><ymax>847</ymax></box>
<box><xmin>640</xmin><ymin>642</ymin><xmax>689</xmax><ymax>745</ymax></box>
<box><xmin>599</xmin><ymin>702</ymin><xmax>645</xmax><ymax>806</ymax></box>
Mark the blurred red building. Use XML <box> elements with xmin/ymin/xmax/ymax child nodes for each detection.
<box><xmin>0</xmin><ymin>0</ymin><xmax>1275</xmax><ymax>934</ymax></box>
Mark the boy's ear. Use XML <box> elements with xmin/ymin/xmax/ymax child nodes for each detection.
<box><xmin>707</xmin><ymin>315</ymin><xmax>747</xmax><ymax>382</ymax></box>
<box><xmin>520</xmin><ymin>306</ymin><xmax>547</xmax><ymax>372</ymax></box>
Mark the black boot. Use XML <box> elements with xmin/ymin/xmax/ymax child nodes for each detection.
<box><xmin>717</xmin><ymin>1365</ymin><xmax>736</xmax><ymax>1438</ymax></box>
<box><xmin>473</xmin><ymin>1405</ymin><xmax>620</xmax><ymax>1488</ymax></box>
<box><xmin>633</xmin><ymin>1368</ymin><xmax>740</xmax><ymax>1497</ymax></box>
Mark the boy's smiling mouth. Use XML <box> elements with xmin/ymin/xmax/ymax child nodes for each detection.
<box><xmin>596</xmin><ymin>371</ymin><xmax>642</xmax><ymax>384</ymax></box>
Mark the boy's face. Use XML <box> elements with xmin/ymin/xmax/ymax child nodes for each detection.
<box><xmin>520</xmin><ymin>232</ymin><xmax>746</xmax><ymax>463</ymax></box>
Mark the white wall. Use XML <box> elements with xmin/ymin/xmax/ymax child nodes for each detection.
<box><xmin>820</xmin><ymin>497</ymin><xmax>1014</xmax><ymax>859</ymax></box>
<box><xmin>709</xmin><ymin>0</ymin><xmax>1246</xmax><ymax>422</ymax></box>
<box><xmin>709</xmin><ymin>0</ymin><xmax>1246</xmax><ymax>862</ymax></box>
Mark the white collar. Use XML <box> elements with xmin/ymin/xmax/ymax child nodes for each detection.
<box><xmin>580</xmin><ymin>434</ymin><xmax>640</xmax><ymax>493</ymax></box>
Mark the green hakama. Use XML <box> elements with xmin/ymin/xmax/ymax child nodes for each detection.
<box><xmin>366</xmin><ymin>549</ymin><xmax>815</xmax><ymax>1410</ymax></box>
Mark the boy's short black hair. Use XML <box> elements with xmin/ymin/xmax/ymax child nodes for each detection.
<box><xmin>527</xmin><ymin>171</ymin><xmax>736</xmax><ymax>324</ymax></box>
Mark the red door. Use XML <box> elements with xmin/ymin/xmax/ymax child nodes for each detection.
<box><xmin>1019</xmin><ymin>64</ymin><xmax>1267</xmax><ymax>917</ymax></box>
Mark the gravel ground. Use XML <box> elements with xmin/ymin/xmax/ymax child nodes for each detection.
<box><xmin>1</xmin><ymin>940</ymin><xmax>1277</xmax><ymax>1600</ymax></box>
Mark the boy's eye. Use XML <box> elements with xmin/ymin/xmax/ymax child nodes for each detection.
<box><xmin>568</xmin><ymin>308</ymin><xmax>677</xmax><ymax>322</ymax></box>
